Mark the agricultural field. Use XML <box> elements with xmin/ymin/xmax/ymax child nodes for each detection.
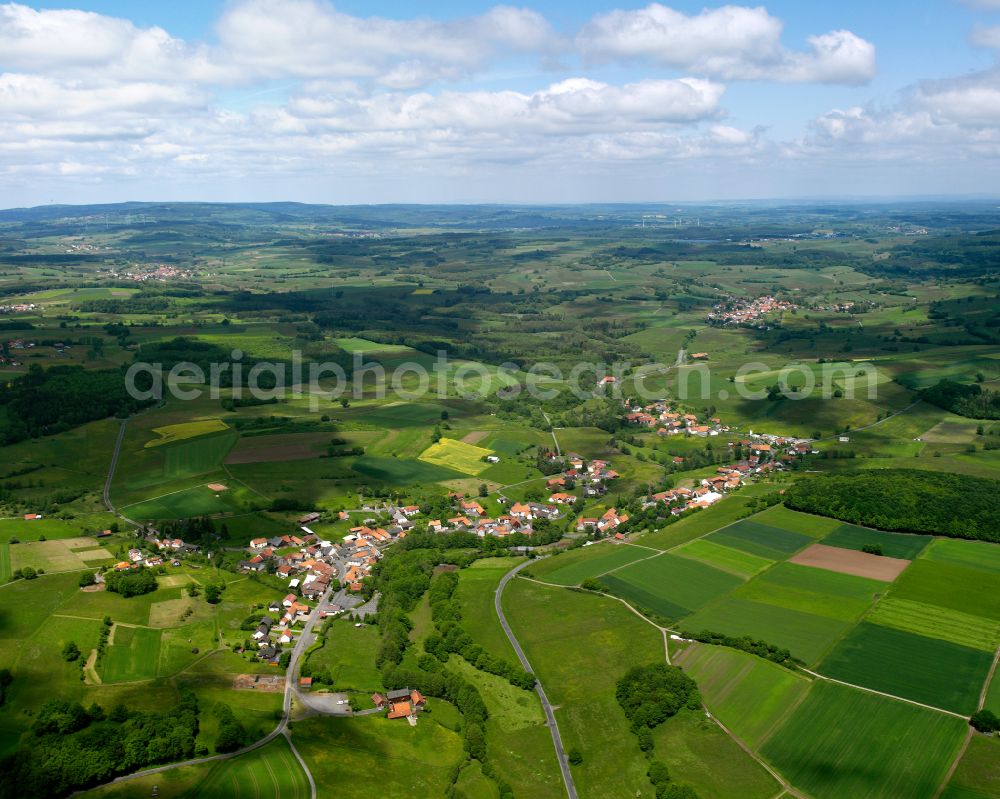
<box><xmin>419</xmin><ymin>437</ymin><xmax>495</xmax><ymax>476</ymax></box>
<box><xmin>761</xmin><ymin>681</ymin><xmax>967</xmax><ymax>799</ymax></box>
<box><xmin>526</xmin><ymin>542</ymin><xmax>653</xmax><ymax>586</ymax></box>
<box><xmin>599</xmin><ymin>552</ymin><xmax>743</xmax><ymax>620</ymax></box>
<box><xmin>673</xmin><ymin>642</ymin><xmax>812</xmax><ymax>749</ymax></box>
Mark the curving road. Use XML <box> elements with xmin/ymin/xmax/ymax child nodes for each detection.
<box><xmin>495</xmin><ymin>560</ymin><xmax>578</xmax><ymax>799</ymax></box>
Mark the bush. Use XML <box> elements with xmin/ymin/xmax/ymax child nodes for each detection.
<box><xmin>61</xmin><ymin>641</ymin><xmax>81</xmax><ymax>662</ymax></box>
<box><xmin>567</xmin><ymin>748</ymin><xmax>583</xmax><ymax>765</ymax></box>
<box><xmin>861</xmin><ymin>543</ymin><xmax>883</xmax><ymax>556</ymax></box>
<box><xmin>78</xmin><ymin>572</ymin><xmax>95</xmax><ymax>588</ymax></box>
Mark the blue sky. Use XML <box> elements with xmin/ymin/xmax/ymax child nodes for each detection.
<box><xmin>3</xmin><ymin>1</ymin><xmax>1000</xmax><ymax>205</ymax></box>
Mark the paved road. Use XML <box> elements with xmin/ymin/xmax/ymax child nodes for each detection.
<box><xmin>495</xmin><ymin>559</ymin><xmax>578</xmax><ymax>799</ymax></box>
<box><xmin>102</xmin><ymin>419</ymin><xmax>139</xmax><ymax>527</ymax></box>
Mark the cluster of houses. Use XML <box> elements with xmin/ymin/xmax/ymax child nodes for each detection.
<box><xmin>371</xmin><ymin>688</ymin><xmax>427</xmax><ymax>720</ymax></box>
<box><xmin>243</xmin><ymin>520</ymin><xmax>399</xmax><ymax>595</ymax></box>
<box><xmin>645</xmin><ymin>433</ymin><xmax>816</xmax><ymax>516</ymax></box>
<box><xmin>426</xmin><ymin>497</ymin><xmax>561</xmax><ymax>538</ymax></box>
<box><xmin>0</xmin><ymin>303</ymin><xmax>36</xmax><ymax>314</ymax></box>
<box><xmin>249</xmin><ymin>593</ymin><xmax>314</xmax><ymax>661</ymax></box>
<box><xmin>623</xmin><ymin>401</ymin><xmax>729</xmax><ymax>439</ymax></box>
<box><xmin>575</xmin><ymin>507</ymin><xmax>630</xmax><ymax>535</ymax></box>
<box><xmin>545</xmin><ymin>454</ymin><xmax>619</xmax><ymax>499</ymax></box>
<box><xmin>707</xmin><ymin>295</ymin><xmax>796</xmax><ymax>327</ymax></box>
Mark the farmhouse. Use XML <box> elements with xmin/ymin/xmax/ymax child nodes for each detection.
<box><xmin>385</xmin><ymin>688</ymin><xmax>427</xmax><ymax>720</ymax></box>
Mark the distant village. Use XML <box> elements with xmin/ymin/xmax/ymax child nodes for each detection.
<box><xmin>707</xmin><ymin>295</ymin><xmax>796</xmax><ymax>327</ymax></box>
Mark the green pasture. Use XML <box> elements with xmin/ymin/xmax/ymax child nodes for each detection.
<box><xmin>681</xmin><ymin>598</ymin><xmax>852</xmax><ymax>666</ymax></box>
<box><xmin>942</xmin><ymin>735</ymin><xmax>1000</xmax><ymax>799</ymax></box>
<box><xmin>293</xmin><ymin>713</ymin><xmax>465</xmax><ymax>799</ymax></box>
<box><xmin>600</xmin><ymin>553</ymin><xmax>743</xmax><ymax>620</ymax></box>
<box><xmin>761</xmin><ymin>681</ymin><xmax>967</xmax><ymax>799</ymax></box>
<box><xmin>892</xmin><ymin>560</ymin><xmax>1000</xmax><ymax>621</ymax></box>
<box><xmin>922</xmin><ymin>537</ymin><xmax>1000</xmax><ymax>574</ymax></box>
<box><xmin>732</xmin><ymin>561</ymin><xmax>886</xmax><ymax>622</ymax></box>
<box><xmin>708</xmin><ymin>519</ymin><xmax>814</xmax><ymax>559</ymax></box>
<box><xmin>530</xmin><ymin>544</ymin><xmax>652</xmax><ymax>586</ymax></box>
<box><xmin>351</xmin><ymin>456</ymin><xmax>464</xmax><ymax>485</ymax></box>
<box><xmin>102</xmin><ymin>625</ymin><xmax>163</xmax><ymax>683</ymax></box>
<box><xmin>674</xmin><ymin>642</ymin><xmax>812</xmax><ymax>749</ymax></box>
<box><xmin>818</xmin><ymin>622</ymin><xmax>992</xmax><ymax>714</ymax></box>
<box><xmin>304</xmin><ymin>619</ymin><xmax>382</xmax><ymax>692</ymax></box>
<box><xmin>503</xmin><ymin>578</ymin><xmax>663</xmax><ymax>799</ymax></box>
<box><xmin>673</xmin><ymin>538</ymin><xmax>774</xmax><ymax>578</ymax></box>
<box><xmin>454</xmin><ymin>558</ymin><xmax>524</xmax><ymax>661</ymax></box>
<box><xmin>866</xmin><ymin>597</ymin><xmax>1000</xmax><ymax>652</ymax></box>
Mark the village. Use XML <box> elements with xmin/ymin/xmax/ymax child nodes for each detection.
<box><xmin>706</xmin><ymin>295</ymin><xmax>797</xmax><ymax>327</ymax></box>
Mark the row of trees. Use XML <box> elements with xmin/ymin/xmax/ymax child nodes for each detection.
<box><xmin>423</xmin><ymin>570</ymin><xmax>535</xmax><ymax>690</ymax></box>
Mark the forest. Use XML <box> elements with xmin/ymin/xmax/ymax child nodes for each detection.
<box><xmin>786</xmin><ymin>469</ymin><xmax>1000</xmax><ymax>540</ymax></box>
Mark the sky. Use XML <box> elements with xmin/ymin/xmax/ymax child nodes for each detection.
<box><xmin>3</xmin><ymin>0</ymin><xmax>1000</xmax><ymax>206</ymax></box>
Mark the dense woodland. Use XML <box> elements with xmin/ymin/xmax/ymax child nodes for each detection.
<box><xmin>786</xmin><ymin>469</ymin><xmax>1000</xmax><ymax>540</ymax></box>
<box><xmin>920</xmin><ymin>379</ymin><xmax>1000</xmax><ymax>419</ymax></box>
<box><xmin>0</xmin><ymin>692</ymin><xmax>199</xmax><ymax>798</ymax></box>
<box><xmin>0</xmin><ymin>364</ymin><xmax>154</xmax><ymax>444</ymax></box>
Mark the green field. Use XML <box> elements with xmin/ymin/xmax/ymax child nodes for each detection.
<box><xmin>454</xmin><ymin>558</ymin><xmax>524</xmax><ymax>661</ymax></box>
<box><xmin>817</xmin><ymin>622</ymin><xmax>993</xmax><ymax>714</ymax></box>
<box><xmin>102</xmin><ymin>625</ymin><xmax>163</xmax><ymax>683</ymax></box>
<box><xmin>673</xmin><ymin>538</ymin><xmax>774</xmax><ymax>578</ymax></box>
<box><xmin>163</xmin><ymin>432</ymin><xmax>238</xmax><ymax>478</ymax></box>
<box><xmin>674</xmin><ymin>642</ymin><xmax>812</xmax><ymax>749</ymax></box>
<box><xmin>923</xmin><ymin>538</ymin><xmax>1000</xmax><ymax>574</ymax></box>
<box><xmin>122</xmin><ymin>484</ymin><xmax>251</xmax><ymax>520</ymax></box>
<box><xmin>146</xmin><ymin>419</ymin><xmax>230</xmax><ymax>447</ymax></box>
<box><xmin>866</xmin><ymin>597</ymin><xmax>1000</xmax><ymax>651</ymax></box>
<box><xmin>732</xmin><ymin>561</ymin><xmax>886</xmax><ymax>622</ymax></box>
<box><xmin>761</xmin><ymin>681</ymin><xmax>967</xmax><ymax>799</ymax></box>
<box><xmin>681</xmin><ymin>598</ymin><xmax>852</xmax><ymax>665</ymax></box>
<box><xmin>418</xmin><ymin>437</ymin><xmax>494</xmax><ymax>476</ymax></box>
<box><xmin>708</xmin><ymin>519</ymin><xmax>814</xmax><ymax>560</ymax></box>
<box><xmin>943</xmin><ymin>734</ymin><xmax>1000</xmax><ymax>799</ymax></box>
<box><xmin>821</xmin><ymin>523</ymin><xmax>932</xmax><ymax>560</ymax></box>
<box><xmin>351</xmin><ymin>455</ymin><xmax>464</xmax><ymax>484</ymax></box>
<box><xmin>303</xmin><ymin>619</ymin><xmax>382</xmax><ymax>692</ymax></box>
<box><xmin>651</xmin><ymin>708</ymin><xmax>780</xmax><ymax>799</ymax></box>
<box><xmin>293</xmin><ymin>713</ymin><xmax>465</xmax><ymax>798</ymax></box>
<box><xmin>530</xmin><ymin>544</ymin><xmax>652</xmax><ymax>586</ymax></box>
<box><xmin>892</xmin><ymin>560</ymin><xmax>1000</xmax><ymax>621</ymax></box>
<box><xmin>600</xmin><ymin>553</ymin><xmax>743</xmax><ymax>620</ymax></box>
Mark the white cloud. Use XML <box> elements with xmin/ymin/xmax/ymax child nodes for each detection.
<box><xmin>970</xmin><ymin>24</ymin><xmax>1000</xmax><ymax>49</ymax></box>
<box><xmin>214</xmin><ymin>0</ymin><xmax>554</xmax><ymax>87</ymax></box>
<box><xmin>577</xmin><ymin>3</ymin><xmax>875</xmax><ymax>84</ymax></box>
<box><xmin>283</xmin><ymin>77</ymin><xmax>724</xmax><ymax>135</ymax></box>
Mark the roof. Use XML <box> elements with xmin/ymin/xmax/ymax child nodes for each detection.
<box><xmin>387</xmin><ymin>701</ymin><xmax>412</xmax><ymax>719</ymax></box>
<box><xmin>387</xmin><ymin>688</ymin><xmax>411</xmax><ymax>700</ymax></box>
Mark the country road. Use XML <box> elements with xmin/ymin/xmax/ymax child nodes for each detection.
<box><xmin>495</xmin><ymin>559</ymin><xmax>578</xmax><ymax>799</ymax></box>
